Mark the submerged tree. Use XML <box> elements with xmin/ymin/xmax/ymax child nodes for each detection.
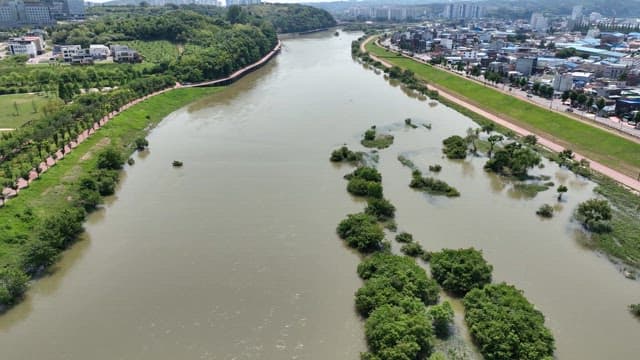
<box><xmin>557</xmin><ymin>185</ymin><xmax>568</xmax><ymax>201</ymax></box>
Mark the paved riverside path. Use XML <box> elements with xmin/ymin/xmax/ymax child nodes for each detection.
<box><xmin>361</xmin><ymin>37</ymin><xmax>640</xmax><ymax>192</ymax></box>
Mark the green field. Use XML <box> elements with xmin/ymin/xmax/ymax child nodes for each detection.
<box><xmin>365</xmin><ymin>40</ymin><xmax>640</xmax><ymax>178</ymax></box>
<box><xmin>0</xmin><ymin>93</ymin><xmax>51</xmax><ymax>129</ymax></box>
<box><xmin>0</xmin><ymin>86</ymin><xmax>223</xmax><ymax>268</ymax></box>
<box><xmin>121</xmin><ymin>40</ymin><xmax>182</xmax><ymax>64</ymax></box>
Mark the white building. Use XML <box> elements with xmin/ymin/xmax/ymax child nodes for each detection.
<box><xmin>60</xmin><ymin>44</ymin><xmax>81</xmax><ymax>62</ymax></box>
<box><xmin>8</xmin><ymin>38</ymin><xmax>37</xmax><ymax>57</ymax></box>
<box><xmin>571</xmin><ymin>5</ymin><xmax>582</xmax><ymax>21</ymax></box>
<box><xmin>553</xmin><ymin>73</ymin><xmax>573</xmax><ymax>92</ymax></box>
<box><xmin>442</xmin><ymin>3</ymin><xmax>483</xmax><ymax>19</ymax></box>
<box><xmin>226</xmin><ymin>0</ymin><xmax>260</xmax><ymax>6</ymax></box>
<box><xmin>530</xmin><ymin>13</ymin><xmax>548</xmax><ymax>32</ymax></box>
<box><xmin>89</xmin><ymin>44</ymin><xmax>109</xmax><ymax>59</ymax></box>
<box><xmin>589</xmin><ymin>12</ymin><xmax>602</xmax><ymax>22</ymax></box>
<box><xmin>439</xmin><ymin>38</ymin><xmax>453</xmax><ymax>50</ymax></box>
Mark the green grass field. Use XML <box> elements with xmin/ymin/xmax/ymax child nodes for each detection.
<box><xmin>0</xmin><ymin>86</ymin><xmax>223</xmax><ymax>268</ymax></box>
<box><xmin>365</xmin><ymin>41</ymin><xmax>640</xmax><ymax>178</ymax></box>
<box><xmin>0</xmin><ymin>93</ymin><xmax>51</xmax><ymax>129</ymax></box>
<box><xmin>121</xmin><ymin>40</ymin><xmax>181</xmax><ymax>64</ymax></box>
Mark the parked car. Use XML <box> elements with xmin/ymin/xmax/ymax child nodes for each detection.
<box><xmin>565</xmin><ymin>108</ymin><xmax>573</xmax><ymax>113</ymax></box>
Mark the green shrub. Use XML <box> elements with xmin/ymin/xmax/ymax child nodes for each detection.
<box><xmin>484</xmin><ymin>142</ymin><xmax>541</xmax><ymax>178</ymax></box>
<box><xmin>336</xmin><ymin>213</ymin><xmax>384</xmax><ymax>253</ymax></box>
<box><xmin>364</xmin><ymin>128</ymin><xmax>376</xmax><ymax>141</ymax></box>
<box><xmin>442</xmin><ymin>135</ymin><xmax>467</xmax><ymax>159</ymax></box>
<box><xmin>38</xmin><ymin>207</ymin><xmax>86</xmax><ymax>249</ymax></box>
<box><xmin>357</xmin><ymin>252</ymin><xmax>439</xmax><ymax>306</ymax></box>
<box><xmin>536</xmin><ymin>204</ymin><xmax>554</xmax><ymax>218</ymax></box>
<box><xmin>134</xmin><ymin>137</ymin><xmax>149</xmax><ymax>150</ymax></box>
<box><xmin>347</xmin><ymin>166</ymin><xmax>382</xmax><ymax>182</ymax></box>
<box><xmin>0</xmin><ymin>267</ymin><xmax>29</xmax><ymax>306</ymax></box>
<box><xmin>94</xmin><ymin>169</ymin><xmax>119</xmax><ymax>196</ymax></box>
<box><xmin>364</xmin><ymin>304</ymin><xmax>435</xmax><ymax>360</ymax></box>
<box><xmin>410</xmin><ymin>170</ymin><xmax>459</xmax><ymax>197</ymax></box>
<box><xmin>401</xmin><ymin>242</ymin><xmax>424</xmax><ymax>257</ymax></box>
<box><xmin>347</xmin><ymin>177</ymin><xmax>383</xmax><ymax>198</ymax></box>
<box><xmin>397</xmin><ymin>155</ymin><xmax>416</xmax><ymax>169</ymax></box>
<box><xmin>395</xmin><ymin>232</ymin><xmax>413</xmax><ymax>243</ymax></box>
<box><xmin>430</xmin><ymin>248</ymin><xmax>493</xmax><ymax>296</ymax></box>
<box><xmin>576</xmin><ymin>199</ymin><xmax>612</xmax><ymax>233</ymax></box>
<box><xmin>428</xmin><ymin>301</ymin><xmax>454</xmax><ymax>339</ymax></box>
<box><xmin>362</xmin><ymin>127</ymin><xmax>394</xmax><ymax>149</ymax></box>
<box><xmin>330</xmin><ymin>146</ymin><xmax>362</xmax><ymax>163</ymax></box>
<box><xmin>96</xmin><ymin>146</ymin><xmax>124</xmax><ymax>170</ymax></box>
<box><xmin>19</xmin><ymin>240</ymin><xmax>60</xmax><ymax>274</ymax></box>
<box><xmin>76</xmin><ymin>188</ymin><xmax>102</xmax><ymax>211</ymax></box>
<box><xmin>365</xmin><ymin>198</ymin><xmax>396</xmax><ymax>220</ymax></box>
<box><xmin>464</xmin><ymin>283</ymin><xmax>555</xmax><ymax>360</ymax></box>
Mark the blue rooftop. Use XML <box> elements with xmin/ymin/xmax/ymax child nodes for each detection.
<box><xmin>556</xmin><ymin>43</ymin><xmax>626</xmax><ymax>58</ymax></box>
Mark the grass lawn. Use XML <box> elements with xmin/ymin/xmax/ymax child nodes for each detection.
<box><xmin>121</xmin><ymin>40</ymin><xmax>181</xmax><ymax>64</ymax></box>
<box><xmin>0</xmin><ymin>93</ymin><xmax>51</xmax><ymax>129</ymax></box>
<box><xmin>0</xmin><ymin>86</ymin><xmax>223</xmax><ymax>268</ymax></box>
<box><xmin>365</xmin><ymin>41</ymin><xmax>640</xmax><ymax>178</ymax></box>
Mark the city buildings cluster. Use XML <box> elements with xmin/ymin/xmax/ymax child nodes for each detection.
<box><xmin>386</xmin><ymin>15</ymin><xmax>640</xmax><ymax>120</ymax></box>
<box><xmin>342</xmin><ymin>2</ymin><xmax>484</xmax><ymax>22</ymax></box>
<box><xmin>225</xmin><ymin>0</ymin><xmax>260</xmax><ymax>6</ymax></box>
<box><xmin>6</xmin><ymin>29</ymin><xmax>141</xmax><ymax>64</ymax></box>
<box><xmin>0</xmin><ymin>0</ymin><xmax>83</xmax><ymax>27</ymax></box>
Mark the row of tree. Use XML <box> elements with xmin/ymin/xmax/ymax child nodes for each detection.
<box><xmin>0</xmin><ymin>75</ymin><xmax>174</xmax><ymax>189</ymax></box>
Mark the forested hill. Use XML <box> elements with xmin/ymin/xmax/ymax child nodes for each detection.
<box><xmin>242</xmin><ymin>4</ymin><xmax>337</xmax><ymax>33</ymax></box>
<box><xmin>52</xmin><ymin>7</ymin><xmax>277</xmax><ymax>82</ymax></box>
<box><xmin>92</xmin><ymin>3</ymin><xmax>336</xmax><ymax>34</ymax></box>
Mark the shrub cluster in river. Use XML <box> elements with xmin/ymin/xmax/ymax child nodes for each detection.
<box><xmin>410</xmin><ymin>170</ymin><xmax>460</xmax><ymax>197</ymax></box>
<box><xmin>361</xmin><ymin>126</ymin><xmax>394</xmax><ymax>149</ymax></box>
<box><xmin>464</xmin><ymin>283</ymin><xmax>555</xmax><ymax>360</ymax></box>
<box><xmin>330</xmin><ymin>139</ymin><xmax>556</xmax><ymax>360</ymax></box>
<box><xmin>330</xmin><ymin>145</ymin><xmax>363</xmax><ymax>163</ymax></box>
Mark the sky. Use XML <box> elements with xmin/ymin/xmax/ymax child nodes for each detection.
<box><xmin>88</xmin><ymin>0</ymin><xmax>329</xmax><ymax>3</ymax></box>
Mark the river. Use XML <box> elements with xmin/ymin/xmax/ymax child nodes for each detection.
<box><xmin>0</xmin><ymin>31</ymin><xmax>638</xmax><ymax>360</ymax></box>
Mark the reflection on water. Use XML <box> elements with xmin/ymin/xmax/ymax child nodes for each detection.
<box><xmin>0</xmin><ymin>30</ymin><xmax>638</xmax><ymax>360</ymax></box>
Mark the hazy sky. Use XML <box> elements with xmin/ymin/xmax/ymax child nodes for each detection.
<box><xmin>88</xmin><ymin>0</ymin><xmax>329</xmax><ymax>3</ymax></box>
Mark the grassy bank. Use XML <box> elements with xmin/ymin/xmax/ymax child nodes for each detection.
<box><xmin>365</xmin><ymin>40</ymin><xmax>640</xmax><ymax>178</ymax></box>
<box><xmin>0</xmin><ymin>93</ymin><xmax>51</xmax><ymax>129</ymax></box>
<box><xmin>0</xmin><ymin>86</ymin><xmax>222</xmax><ymax>270</ymax></box>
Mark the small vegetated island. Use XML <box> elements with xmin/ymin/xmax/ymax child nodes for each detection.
<box><xmin>361</xmin><ymin>126</ymin><xmax>394</xmax><ymax>149</ymax></box>
<box><xmin>409</xmin><ymin>169</ymin><xmax>460</xmax><ymax>197</ymax></box>
<box><xmin>329</xmin><ymin>145</ymin><xmax>363</xmax><ymax>164</ymax></box>
<box><xmin>0</xmin><ymin>4</ymin><xmax>336</xmax><ymax>308</ymax></box>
